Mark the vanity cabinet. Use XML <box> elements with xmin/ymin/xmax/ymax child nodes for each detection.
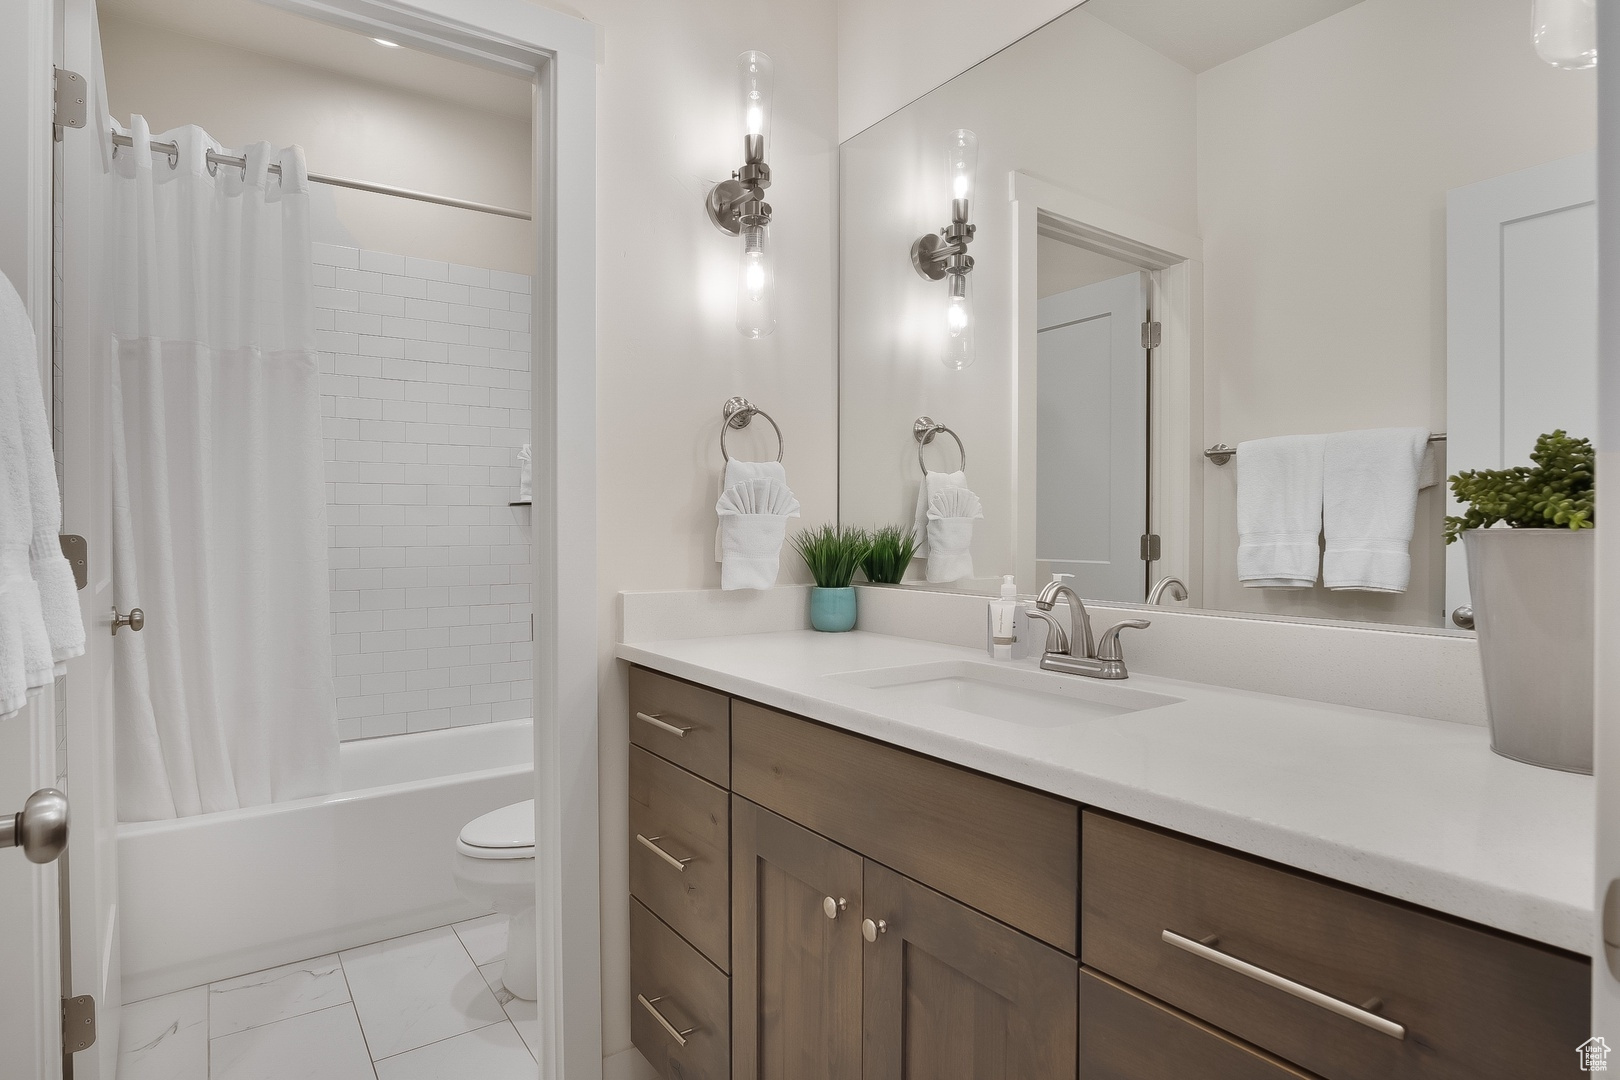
<box><xmin>626</xmin><ymin>664</ymin><xmax>1590</xmax><ymax>1080</ymax></box>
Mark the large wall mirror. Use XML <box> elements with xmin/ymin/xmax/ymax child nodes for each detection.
<box><xmin>838</xmin><ymin>0</ymin><xmax>1596</xmax><ymax>629</ymax></box>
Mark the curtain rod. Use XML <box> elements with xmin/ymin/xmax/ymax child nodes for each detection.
<box><xmin>110</xmin><ymin>131</ymin><xmax>532</xmax><ymax>221</ymax></box>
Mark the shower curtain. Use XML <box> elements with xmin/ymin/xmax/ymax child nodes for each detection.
<box><xmin>110</xmin><ymin>117</ymin><xmax>338</xmax><ymax>821</ymax></box>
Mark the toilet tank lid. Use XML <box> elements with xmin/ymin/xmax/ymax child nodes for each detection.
<box><xmin>460</xmin><ymin>800</ymin><xmax>536</xmax><ymax>850</ymax></box>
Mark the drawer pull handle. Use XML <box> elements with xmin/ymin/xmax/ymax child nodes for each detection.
<box><xmin>637</xmin><ymin>994</ymin><xmax>696</xmax><ymax>1046</ymax></box>
<box><xmin>636</xmin><ymin>833</ymin><xmax>692</xmax><ymax>872</ymax></box>
<box><xmin>1161</xmin><ymin>930</ymin><xmax>1405</xmax><ymax>1040</ymax></box>
<box><xmin>636</xmin><ymin>711</ymin><xmax>693</xmax><ymax>738</ymax></box>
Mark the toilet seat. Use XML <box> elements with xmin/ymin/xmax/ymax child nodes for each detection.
<box><xmin>457</xmin><ymin>800</ymin><xmax>535</xmax><ymax>860</ymax></box>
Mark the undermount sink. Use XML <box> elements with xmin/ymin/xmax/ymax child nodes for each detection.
<box><xmin>829</xmin><ymin>661</ymin><xmax>1182</xmax><ymax>728</ymax></box>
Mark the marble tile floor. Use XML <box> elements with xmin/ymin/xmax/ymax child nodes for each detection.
<box><xmin>117</xmin><ymin>914</ymin><xmax>538</xmax><ymax>1080</ymax></box>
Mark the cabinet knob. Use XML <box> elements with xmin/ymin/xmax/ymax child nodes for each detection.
<box><xmin>862</xmin><ymin>917</ymin><xmax>887</xmax><ymax>942</ymax></box>
<box><xmin>112</xmin><ymin>606</ymin><xmax>144</xmax><ymax>636</ymax></box>
<box><xmin>823</xmin><ymin>896</ymin><xmax>847</xmax><ymax>920</ymax></box>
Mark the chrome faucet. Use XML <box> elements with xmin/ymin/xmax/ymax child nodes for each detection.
<box><xmin>1025</xmin><ymin>577</ymin><xmax>1149</xmax><ymax>680</ymax></box>
<box><xmin>1147</xmin><ymin>575</ymin><xmax>1188</xmax><ymax>605</ymax></box>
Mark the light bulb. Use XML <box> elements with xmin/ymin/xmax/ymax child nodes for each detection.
<box><xmin>738</xmin><ymin>223</ymin><xmax>776</xmax><ymax>338</ymax></box>
<box><xmin>948</xmin><ymin>129</ymin><xmax>978</xmax><ymax>214</ymax></box>
<box><xmin>943</xmin><ymin>272</ymin><xmax>973</xmax><ymax>370</ymax></box>
<box><xmin>1533</xmin><ymin>0</ymin><xmax>1596</xmax><ymax>69</ymax></box>
<box><xmin>738</xmin><ymin>51</ymin><xmax>774</xmax><ymax>162</ymax></box>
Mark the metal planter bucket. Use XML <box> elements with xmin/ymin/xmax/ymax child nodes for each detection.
<box><xmin>1461</xmin><ymin>528</ymin><xmax>1594</xmax><ymax>773</ymax></box>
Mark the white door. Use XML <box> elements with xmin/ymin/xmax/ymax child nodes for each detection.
<box><xmin>58</xmin><ymin>0</ymin><xmax>122</xmax><ymax>1074</ymax></box>
<box><xmin>0</xmin><ymin>0</ymin><xmax>66</xmax><ymax>1075</ymax></box>
<box><xmin>1445</xmin><ymin>151</ymin><xmax>1597</xmax><ymax>622</ymax></box>
<box><xmin>1035</xmin><ymin>271</ymin><xmax>1148</xmax><ymax>602</ymax></box>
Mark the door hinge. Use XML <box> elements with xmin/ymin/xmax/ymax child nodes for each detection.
<box><xmin>1141</xmin><ymin>320</ymin><xmax>1162</xmax><ymax>349</ymax></box>
<box><xmin>59</xmin><ymin>535</ymin><xmax>87</xmax><ymax>591</ymax></box>
<box><xmin>1140</xmin><ymin>534</ymin><xmax>1161</xmax><ymax>562</ymax></box>
<box><xmin>62</xmin><ymin>994</ymin><xmax>96</xmax><ymax>1054</ymax></box>
<box><xmin>54</xmin><ymin>69</ymin><xmax>87</xmax><ymax>135</ymax></box>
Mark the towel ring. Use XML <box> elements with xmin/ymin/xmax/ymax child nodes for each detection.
<box><xmin>720</xmin><ymin>396</ymin><xmax>784</xmax><ymax>463</ymax></box>
<box><xmin>914</xmin><ymin>416</ymin><xmax>966</xmax><ymax>476</ymax></box>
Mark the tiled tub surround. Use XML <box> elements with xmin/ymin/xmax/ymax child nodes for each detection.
<box><xmin>312</xmin><ymin>243</ymin><xmax>534</xmax><ymax>740</ymax></box>
<box><xmin>116</xmin><ymin>915</ymin><xmax>538</xmax><ymax>1080</ymax></box>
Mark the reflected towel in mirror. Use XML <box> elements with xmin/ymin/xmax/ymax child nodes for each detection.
<box><xmin>1323</xmin><ymin>428</ymin><xmax>1429</xmax><ymax>592</ymax></box>
<box><xmin>716</xmin><ymin>476</ymin><xmax>801</xmax><ymax>590</ymax></box>
<box><xmin>912</xmin><ymin>469</ymin><xmax>968</xmax><ymax>559</ymax></box>
<box><xmin>1237</xmin><ymin>434</ymin><xmax>1326</xmax><ymax>588</ymax></box>
<box><xmin>925</xmin><ymin>486</ymin><xmax>983</xmax><ymax>583</ymax></box>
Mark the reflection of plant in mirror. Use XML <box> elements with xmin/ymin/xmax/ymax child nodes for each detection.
<box><xmin>1444</xmin><ymin>430</ymin><xmax>1594</xmax><ymax>543</ymax></box>
<box><xmin>791</xmin><ymin>525</ymin><xmax>872</xmax><ymax>589</ymax></box>
<box><xmin>860</xmin><ymin>526</ymin><xmax>918</xmax><ymax>584</ymax></box>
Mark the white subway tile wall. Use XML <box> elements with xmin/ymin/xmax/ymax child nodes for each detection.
<box><xmin>312</xmin><ymin>243</ymin><xmax>534</xmax><ymax>740</ymax></box>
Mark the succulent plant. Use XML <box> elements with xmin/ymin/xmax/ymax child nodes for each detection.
<box><xmin>1444</xmin><ymin>430</ymin><xmax>1594</xmax><ymax>543</ymax></box>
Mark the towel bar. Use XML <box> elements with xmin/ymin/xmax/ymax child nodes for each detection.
<box><xmin>914</xmin><ymin>416</ymin><xmax>967</xmax><ymax>475</ymax></box>
<box><xmin>1204</xmin><ymin>432</ymin><xmax>1446</xmax><ymax>466</ymax></box>
<box><xmin>720</xmin><ymin>396</ymin><xmax>784</xmax><ymax>462</ymax></box>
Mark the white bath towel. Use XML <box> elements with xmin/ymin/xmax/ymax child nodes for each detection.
<box><xmin>1237</xmin><ymin>434</ymin><xmax>1326</xmax><ymax>588</ymax></box>
<box><xmin>925</xmin><ymin>486</ymin><xmax>983</xmax><ymax>583</ymax></box>
<box><xmin>912</xmin><ymin>469</ymin><xmax>968</xmax><ymax>559</ymax></box>
<box><xmin>518</xmin><ymin>443</ymin><xmax>532</xmax><ymax>501</ymax></box>
<box><xmin>714</xmin><ymin>458</ymin><xmax>789</xmax><ymax>563</ymax></box>
<box><xmin>716</xmin><ymin>477</ymin><xmax>801</xmax><ymax>590</ymax></box>
<box><xmin>0</xmin><ymin>272</ymin><xmax>85</xmax><ymax>719</ymax></box>
<box><xmin>1323</xmin><ymin>428</ymin><xmax>1429</xmax><ymax>593</ymax></box>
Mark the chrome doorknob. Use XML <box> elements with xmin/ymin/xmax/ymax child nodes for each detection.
<box><xmin>823</xmin><ymin>896</ymin><xmax>847</xmax><ymax>920</ymax></box>
<box><xmin>862</xmin><ymin>917</ymin><xmax>887</xmax><ymax>942</ymax></box>
<box><xmin>112</xmin><ymin>607</ymin><xmax>144</xmax><ymax>635</ymax></box>
<box><xmin>1451</xmin><ymin>605</ymin><xmax>1475</xmax><ymax>630</ymax></box>
<box><xmin>0</xmin><ymin>788</ymin><xmax>69</xmax><ymax>864</ymax></box>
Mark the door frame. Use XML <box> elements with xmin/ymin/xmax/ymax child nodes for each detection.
<box><xmin>1009</xmin><ymin>171</ymin><xmax>1204</xmax><ymax>601</ymax></box>
<box><xmin>0</xmin><ymin>0</ymin><xmax>66</xmax><ymax>1074</ymax></box>
<box><xmin>127</xmin><ymin>1</ymin><xmax>599</xmax><ymax>1075</ymax></box>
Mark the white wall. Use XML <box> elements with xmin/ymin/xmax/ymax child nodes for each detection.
<box><xmin>515</xmin><ymin>0</ymin><xmax>841</xmax><ymax>1071</ymax></box>
<box><xmin>839</xmin><ymin>8</ymin><xmax>1196</xmax><ymax>586</ymax></box>
<box><xmin>100</xmin><ymin>17</ymin><xmax>534</xmax><ymax>274</ymax></box>
<box><xmin>837</xmin><ymin>0</ymin><xmax>1077</xmax><ymax>139</ymax></box>
<box><xmin>1196</xmin><ymin>0</ymin><xmax>1596</xmax><ymax>625</ymax></box>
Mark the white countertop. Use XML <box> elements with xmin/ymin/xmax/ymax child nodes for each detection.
<box><xmin>617</xmin><ymin>630</ymin><xmax>1595</xmax><ymax>955</ymax></box>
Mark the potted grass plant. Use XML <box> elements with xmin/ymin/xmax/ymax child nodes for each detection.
<box><xmin>792</xmin><ymin>525</ymin><xmax>870</xmax><ymax>632</ymax></box>
<box><xmin>860</xmin><ymin>525</ymin><xmax>918</xmax><ymax>585</ymax></box>
<box><xmin>1445</xmin><ymin>430</ymin><xmax>1595</xmax><ymax>773</ymax></box>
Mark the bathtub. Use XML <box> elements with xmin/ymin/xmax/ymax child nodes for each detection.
<box><xmin>118</xmin><ymin>719</ymin><xmax>533</xmax><ymax>1002</ymax></box>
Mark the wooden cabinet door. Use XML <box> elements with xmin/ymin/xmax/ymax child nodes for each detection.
<box><xmin>863</xmin><ymin>860</ymin><xmax>1077</xmax><ymax>1080</ymax></box>
<box><xmin>731</xmin><ymin>796</ymin><xmax>864</xmax><ymax>1080</ymax></box>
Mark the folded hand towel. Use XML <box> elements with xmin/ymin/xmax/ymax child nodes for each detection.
<box><xmin>1323</xmin><ymin>428</ymin><xmax>1429</xmax><ymax>593</ymax></box>
<box><xmin>518</xmin><ymin>444</ymin><xmax>532</xmax><ymax>501</ymax></box>
<box><xmin>912</xmin><ymin>470</ymin><xmax>967</xmax><ymax>559</ymax></box>
<box><xmin>1237</xmin><ymin>434</ymin><xmax>1326</xmax><ymax>588</ymax></box>
<box><xmin>716</xmin><ymin>477</ymin><xmax>801</xmax><ymax>590</ymax></box>
<box><xmin>925</xmin><ymin>486</ymin><xmax>983</xmax><ymax>583</ymax></box>
<box><xmin>0</xmin><ymin>271</ymin><xmax>85</xmax><ymax>719</ymax></box>
<box><xmin>715</xmin><ymin>458</ymin><xmax>789</xmax><ymax>562</ymax></box>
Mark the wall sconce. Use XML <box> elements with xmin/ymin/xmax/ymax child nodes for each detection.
<box><xmin>1532</xmin><ymin>0</ymin><xmax>1596</xmax><ymax>69</ymax></box>
<box><xmin>911</xmin><ymin>129</ymin><xmax>978</xmax><ymax>370</ymax></box>
<box><xmin>706</xmin><ymin>50</ymin><xmax>776</xmax><ymax>338</ymax></box>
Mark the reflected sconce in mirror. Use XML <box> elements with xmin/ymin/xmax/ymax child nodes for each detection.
<box><xmin>1532</xmin><ymin>0</ymin><xmax>1596</xmax><ymax>68</ymax></box>
<box><xmin>911</xmin><ymin>129</ymin><xmax>978</xmax><ymax>369</ymax></box>
<box><xmin>707</xmin><ymin>50</ymin><xmax>777</xmax><ymax>338</ymax></box>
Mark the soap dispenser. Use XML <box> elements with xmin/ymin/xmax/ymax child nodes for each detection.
<box><xmin>987</xmin><ymin>575</ymin><xmax>1019</xmax><ymax>660</ymax></box>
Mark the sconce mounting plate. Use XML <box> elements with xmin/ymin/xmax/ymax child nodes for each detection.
<box><xmin>911</xmin><ymin>233</ymin><xmax>949</xmax><ymax>281</ymax></box>
<box><xmin>707</xmin><ymin>179</ymin><xmax>748</xmax><ymax>236</ymax></box>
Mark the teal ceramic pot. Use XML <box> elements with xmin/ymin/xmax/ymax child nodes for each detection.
<box><xmin>809</xmin><ymin>586</ymin><xmax>857</xmax><ymax>632</ymax></box>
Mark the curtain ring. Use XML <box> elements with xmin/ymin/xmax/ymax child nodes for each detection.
<box><xmin>207</xmin><ymin>156</ymin><xmax>219</xmax><ymax>178</ymax></box>
<box><xmin>166</xmin><ymin>148</ymin><xmax>179</xmax><ymax>170</ymax></box>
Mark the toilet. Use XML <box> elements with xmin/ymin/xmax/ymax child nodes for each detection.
<box><xmin>453</xmin><ymin>800</ymin><xmax>537</xmax><ymax>1000</ymax></box>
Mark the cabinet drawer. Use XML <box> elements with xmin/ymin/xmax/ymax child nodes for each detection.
<box><xmin>631</xmin><ymin>746</ymin><xmax>730</xmax><ymax>971</ymax></box>
<box><xmin>1081</xmin><ymin>812</ymin><xmax>1588</xmax><ymax>1080</ymax></box>
<box><xmin>631</xmin><ymin>898</ymin><xmax>730</xmax><ymax>1080</ymax></box>
<box><xmin>629</xmin><ymin>666</ymin><xmax>730</xmax><ymax>786</ymax></box>
<box><xmin>1079</xmin><ymin>968</ymin><xmax>1319</xmax><ymax>1079</ymax></box>
<box><xmin>732</xmin><ymin>700</ymin><xmax>1078</xmax><ymax>953</ymax></box>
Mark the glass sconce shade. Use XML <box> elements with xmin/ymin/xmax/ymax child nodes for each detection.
<box><xmin>943</xmin><ymin>271</ymin><xmax>973</xmax><ymax>370</ymax></box>
<box><xmin>1533</xmin><ymin>0</ymin><xmax>1596</xmax><ymax>69</ymax></box>
<box><xmin>739</xmin><ymin>51</ymin><xmax>775</xmax><ymax>160</ymax></box>
<box><xmin>948</xmin><ymin>128</ymin><xmax>978</xmax><ymax>210</ymax></box>
<box><xmin>738</xmin><ymin>223</ymin><xmax>776</xmax><ymax>338</ymax></box>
